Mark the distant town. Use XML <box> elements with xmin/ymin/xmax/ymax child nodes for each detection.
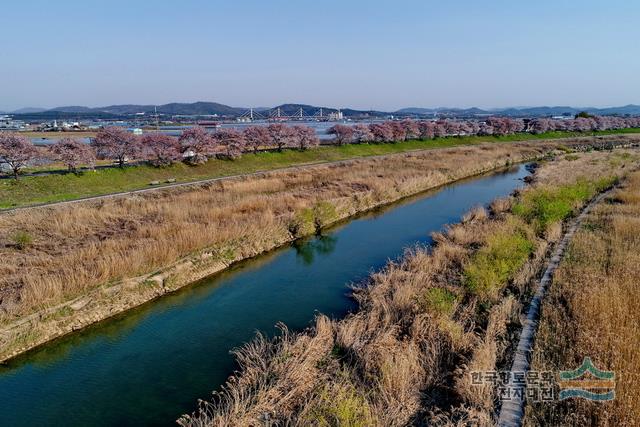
<box><xmin>3</xmin><ymin>101</ymin><xmax>640</xmax><ymax>136</ymax></box>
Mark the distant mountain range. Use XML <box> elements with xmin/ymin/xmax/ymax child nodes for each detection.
<box><xmin>5</xmin><ymin>102</ymin><xmax>640</xmax><ymax>119</ymax></box>
<box><xmin>397</xmin><ymin>104</ymin><xmax>640</xmax><ymax>117</ymax></box>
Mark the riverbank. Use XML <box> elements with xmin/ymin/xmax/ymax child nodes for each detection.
<box><xmin>3</xmin><ymin>131</ymin><xmax>640</xmax><ymax>209</ymax></box>
<box><xmin>525</xmin><ymin>170</ymin><xmax>640</xmax><ymax>426</ymax></box>
<box><xmin>0</xmin><ymin>139</ymin><xmax>607</xmax><ymax>363</ymax></box>
<box><xmin>178</xmin><ymin>150</ymin><xmax>640</xmax><ymax>426</ymax></box>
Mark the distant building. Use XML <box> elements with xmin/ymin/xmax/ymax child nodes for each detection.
<box><xmin>0</xmin><ymin>115</ymin><xmax>25</xmax><ymax>130</ymax></box>
<box><xmin>328</xmin><ymin>110</ymin><xmax>343</xmax><ymax>121</ymax></box>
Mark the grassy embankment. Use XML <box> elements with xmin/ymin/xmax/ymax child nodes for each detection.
<box><xmin>3</xmin><ymin>128</ymin><xmax>640</xmax><ymax>209</ymax></box>
<box><xmin>0</xmin><ymin>141</ymin><xmax>573</xmax><ymax>361</ymax></box>
<box><xmin>525</xmin><ymin>170</ymin><xmax>640</xmax><ymax>426</ymax></box>
<box><xmin>178</xmin><ymin>150</ymin><xmax>640</xmax><ymax>426</ymax></box>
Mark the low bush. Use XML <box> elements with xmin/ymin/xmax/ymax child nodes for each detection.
<box><xmin>10</xmin><ymin>230</ymin><xmax>33</xmax><ymax>250</ymax></box>
<box><xmin>512</xmin><ymin>177</ymin><xmax>617</xmax><ymax>233</ymax></box>
<box><xmin>463</xmin><ymin>220</ymin><xmax>534</xmax><ymax>300</ymax></box>
<box><xmin>420</xmin><ymin>287</ymin><xmax>459</xmax><ymax>317</ymax></box>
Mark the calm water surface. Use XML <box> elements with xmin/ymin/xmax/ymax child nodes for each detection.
<box><xmin>0</xmin><ymin>164</ymin><xmax>531</xmax><ymax>426</ymax></box>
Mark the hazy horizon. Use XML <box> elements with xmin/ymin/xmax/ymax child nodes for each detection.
<box><xmin>5</xmin><ymin>101</ymin><xmax>640</xmax><ymax>114</ymax></box>
<box><xmin>2</xmin><ymin>0</ymin><xmax>639</xmax><ymax>111</ymax></box>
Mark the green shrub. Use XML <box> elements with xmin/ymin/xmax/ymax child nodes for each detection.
<box><xmin>313</xmin><ymin>201</ymin><xmax>338</xmax><ymax>230</ymax></box>
<box><xmin>11</xmin><ymin>230</ymin><xmax>33</xmax><ymax>250</ymax></box>
<box><xmin>289</xmin><ymin>208</ymin><xmax>315</xmax><ymax>237</ymax></box>
<box><xmin>309</xmin><ymin>384</ymin><xmax>373</xmax><ymax>427</ymax></box>
<box><xmin>512</xmin><ymin>178</ymin><xmax>616</xmax><ymax>233</ymax></box>
<box><xmin>420</xmin><ymin>287</ymin><xmax>458</xmax><ymax>316</ymax></box>
<box><xmin>464</xmin><ymin>225</ymin><xmax>534</xmax><ymax>299</ymax></box>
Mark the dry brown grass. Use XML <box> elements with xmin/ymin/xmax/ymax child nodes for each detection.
<box><xmin>179</xmin><ymin>150</ymin><xmax>640</xmax><ymax>426</ymax></box>
<box><xmin>525</xmin><ymin>170</ymin><xmax>640</xmax><ymax>426</ymax></box>
<box><xmin>0</xmin><ymin>142</ymin><xmax>564</xmax><ymax>326</ymax></box>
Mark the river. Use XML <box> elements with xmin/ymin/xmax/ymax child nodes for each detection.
<box><xmin>0</xmin><ymin>164</ymin><xmax>531</xmax><ymax>426</ymax></box>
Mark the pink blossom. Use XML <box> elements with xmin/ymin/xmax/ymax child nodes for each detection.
<box><xmin>92</xmin><ymin>126</ymin><xmax>141</xmax><ymax>167</ymax></box>
<box><xmin>0</xmin><ymin>132</ymin><xmax>38</xmax><ymax>179</ymax></box>
<box><xmin>50</xmin><ymin>137</ymin><xmax>96</xmax><ymax>172</ymax></box>
<box><xmin>140</xmin><ymin>133</ymin><xmax>180</xmax><ymax>166</ymax></box>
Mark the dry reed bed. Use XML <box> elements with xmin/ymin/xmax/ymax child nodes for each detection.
<box><xmin>525</xmin><ymin>171</ymin><xmax>640</xmax><ymax>426</ymax></box>
<box><xmin>178</xmin><ymin>150</ymin><xmax>640</xmax><ymax>426</ymax></box>
<box><xmin>0</xmin><ymin>143</ymin><xmax>538</xmax><ymax>320</ymax></box>
<box><xmin>0</xmin><ymin>141</ymin><xmax>580</xmax><ymax>360</ymax></box>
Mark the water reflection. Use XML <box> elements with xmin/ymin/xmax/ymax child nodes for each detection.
<box><xmin>294</xmin><ymin>234</ymin><xmax>338</xmax><ymax>265</ymax></box>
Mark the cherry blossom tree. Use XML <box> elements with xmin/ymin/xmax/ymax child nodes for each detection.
<box><xmin>529</xmin><ymin>118</ymin><xmax>551</xmax><ymax>134</ymax></box>
<box><xmin>478</xmin><ymin>122</ymin><xmax>494</xmax><ymax>136</ymax></box>
<box><xmin>243</xmin><ymin>126</ymin><xmax>270</xmax><ymax>154</ymax></box>
<box><xmin>92</xmin><ymin>126</ymin><xmax>140</xmax><ymax>167</ymax></box>
<box><xmin>444</xmin><ymin>120</ymin><xmax>461</xmax><ymax>136</ymax></box>
<box><xmin>418</xmin><ymin>121</ymin><xmax>436</xmax><ymax>139</ymax></box>
<box><xmin>213</xmin><ymin>128</ymin><xmax>245</xmax><ymax>159</ymax></box>
<box><xmin>386</xmin><ymin>121</ymin><xmax>406</xmax><ymax>142</ymax></box>
<box><xmin>179</xmin><ymin>126</ymin><xmax>214</xmax><ymax>164</ymax></box>
<box><xmin>328</xmin><ymin>124</ymin><xmax>354</xmax><ymax>145</ymax></box>
<box><xmin>352</xmin><ymin>124</ymin><xmax>374</xmax><ymax>143</ymax></box>
<box><xmin>140</xmin><ymin>133</ymin><xmax>181</xmax><ymax>166</ymax></box>
<box><xmin>467</xmin><ymin>121</ymin><xmax>480</xmax><ymax>136</ymax></box>
<box><xmin>433</xmin><ymin>121</ymin><xmax>447</xmax><ymax>138</ymax></box>
<box><xmin>369</xmin><ymin>123</ymin><xmax>394</xmax><ymax>142</ymax></box>
<box><xmin>400</xmin><ymin>119</ymin><xmax>420</xmax><ymax>140</ymax></box>
<box><xmin>49</xmin><ymin>137</ymin><xmax>96</xmax><ymax>172</ymax></box>
<box><xmin>267</xmin><ymin>123</ymin><xmax>296</xmax><ymax>151</ymax></box>
<box><xmin>292</xmin><ymin>125</ymin><xmax>319</xmax><ymax>150</ymax></box>
<box><xmin>0</xmin><ymin>132</ymin><xmax>38</xmax><ymax>179</ymax></box>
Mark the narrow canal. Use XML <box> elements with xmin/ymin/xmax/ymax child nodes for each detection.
<box><xmin>0</xmin><ymin>164</ymin><xmax>531</xmax><ymax>426</ymax></box>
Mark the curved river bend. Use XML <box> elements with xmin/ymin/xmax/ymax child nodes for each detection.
<box><xmin>0</xmin><ymin>164</ymin><xmax>531</xmax><ymax>426</ymax></box>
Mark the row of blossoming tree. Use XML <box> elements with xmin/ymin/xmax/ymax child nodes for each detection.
<box><xmin>1</xmin><ymin>115</ymin><xmax>640</xmax><ymax>178</ymax></box>
<box><xmin>0</xmin><ymin>123</ymin><xmax>319</xmax><ymax>178</ymax></box>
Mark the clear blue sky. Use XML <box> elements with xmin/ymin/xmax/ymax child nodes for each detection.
<box><xmin>1</xmin><ymin>0</ymin><xmax>638</xmax><ymax>111</ymax></box>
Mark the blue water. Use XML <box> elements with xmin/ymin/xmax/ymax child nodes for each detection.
<box><xmin>0</xmin><ymin>164</ymin><xmax>530</xmax><ymax>426</ymax></box>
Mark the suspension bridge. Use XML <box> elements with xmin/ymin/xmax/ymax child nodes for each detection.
<box><xmin>237</xmin><ymin>107</ymin><xmax>344</xmax><ymax>122</ymax></box>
